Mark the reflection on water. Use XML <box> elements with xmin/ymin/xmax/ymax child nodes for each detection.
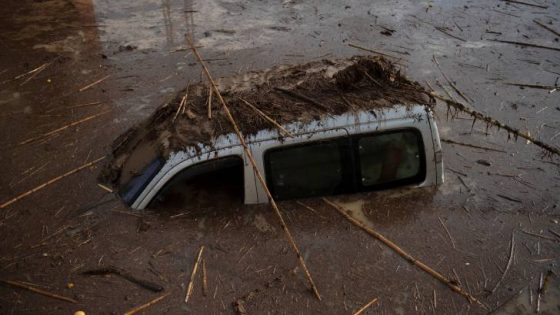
<box><xmin>91</xmin><ymin>0</ymin><xmax>197</xmax><ymax>50</ymax></box>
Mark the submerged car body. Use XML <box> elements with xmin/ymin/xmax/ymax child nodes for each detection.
<box><xmin>121</xmin><ymin>104</ymin><xmax>444</xmax><ymax>209</ymax></box>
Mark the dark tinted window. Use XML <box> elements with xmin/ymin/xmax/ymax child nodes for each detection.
<box><xmin>264</xmin><ymin>129</ymin><xmax>425</xmax><ymax>201</ymax></box>
<box><xmin>265</xmin><ymin>139</ymin><xmax>348</xmax><ymax>200</ymax></box>
<box><xmin>119</xmin><ymin>158</ymin><xmax>164</xmax><ymax>206</ymax></box>
<box><xmin>148</xmin><ymin>156</ymin><xmax>243</xmax><ymax>209</ymax></box>
<box><xmin>357</xmin><ymin>130</ymin><xmax>424</xmax><ymax>188</ymax></box>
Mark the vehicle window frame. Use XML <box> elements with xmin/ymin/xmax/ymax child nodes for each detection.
<box><xmin>353</xmin><ymin>128</ymin><xmax>426</xmax><ymax>192</ymax></box>
<box><xmin>146</xmin><ymin>154</ymin><xmax>244</xmax><ymax>209</ymax></box>
<box><xmin>263</xmin><ymin>128</ymin><xmax>426</xmax><ymax>201</ymax></box>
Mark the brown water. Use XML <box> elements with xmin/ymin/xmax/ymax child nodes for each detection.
<box><xmin>0</xmin><ymin>0</ymin><xmax>559</xmax><ymax>314</ymax></box>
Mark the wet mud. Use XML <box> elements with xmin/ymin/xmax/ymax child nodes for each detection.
<box><xmin>1</xmin><ymin>0</ymin><xmax>560</xmax><ymax>314</ymax></box>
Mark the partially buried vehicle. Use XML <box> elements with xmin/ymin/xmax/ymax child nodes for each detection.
<box><xmin>99</xmin><ymin>56</ymin><xmax>444</xmax><ymax>209</ymax></box>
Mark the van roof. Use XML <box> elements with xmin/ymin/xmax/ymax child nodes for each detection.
<box><xmin>100</xmin><ymin>56</ymin><xmax>434</xmax><ymax>187</ymax></box>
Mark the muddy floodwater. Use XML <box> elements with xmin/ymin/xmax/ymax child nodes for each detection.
<box><xmin>1</xmin><ymin>0</ymin><xmax>560</xmax><ymax>314</ymax></box>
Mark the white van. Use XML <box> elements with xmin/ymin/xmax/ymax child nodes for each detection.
<box><xmin>119</xmin><ymin>104</ymin><xmax>443</xmax><ymax>210</ymax></box>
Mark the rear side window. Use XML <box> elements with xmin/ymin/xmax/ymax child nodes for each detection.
<box><xmin>357</xmin><ymin>130</ymin><xmax>425</xmax><ymax>188</ymax></box>
<box><xmin>265</xmin><ymin>139</ymin><xmax>350</xmax><ymax>200</ymax></box>
<box><xmin>264</xmin><ymin>129</ymin><xmax>425</xmax><ymax>201</ymax></box>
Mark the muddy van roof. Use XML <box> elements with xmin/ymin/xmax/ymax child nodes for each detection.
<box><xmin>100</xmin><ymin>55</ymin><xmax>434</xmax><ymax>188</ymax></box>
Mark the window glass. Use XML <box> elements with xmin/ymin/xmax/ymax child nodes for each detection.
<box><xmin>358</xmin><ymin>130</ymin><xmax>423</xmax><ymax>186</ymax></box>
<box><xmin>148</xmin><ymin>156</ymin><xmax>243</xmax><ymax>209</ymax></box>
<box><xmin>266</xmin><ymin>140</ymin><xmax>344</xmax><ymax>200</ymax></box>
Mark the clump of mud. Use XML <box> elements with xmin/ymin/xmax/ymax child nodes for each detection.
<box><xmin>99</xmin><ymin>55</ymin><xmax>433</xmax><ymax>188</ymax></box>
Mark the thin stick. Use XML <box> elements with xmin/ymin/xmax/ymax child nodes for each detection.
<box><xmin>488</xmin><ymin>39</ymin><xmax>560</xmax><ymax>52</ymax></box>
<box><xmin>79</xmin><ymin>75</ymin><xmax>110</xmax><ymax>92</ymax></box>
<box><xmin>348</xmin><ymin>43</ymin><xmax>401</xmax><ymax>60</ymax></box>
<box><xmin>548</xmin><ymin>228</ymin><xmax>560</xmax><ymax>240</ymax></box>
<box><xmin>441</xmin><ymin>138</ymin><xmax>506</xmax><ymax>153</ymax></box>
<box><xmin>238</xmin><ymin>97</ymin><xmax>293</xmax><ymax>137</ymax></box>
<box><xmin>97</xmin><ymin>183</ymin><xmax>113</xmax><ymax>193</ymax></box>
<box><xmin>82</xmin><ymin>266</ymin><xmax>164</xmax><ymax>292</ymax></box>
<box><xmin>533</xmin><ymin>20</ymin><xmax>560</xmax><ymax>37</ymax></box>
<box><xmin>504</xmin><ymin>82</ymin><xmax>557</xmax><ymax>90</ymax></box>
<box><xmin>537</xmin><ymin>272</ymin><xmax>543</xmax><ymax>313</ymax></box>
<box><xmin>187</xmin><ymin>36</ymin><xmax>322</xmax><ymax>301</ymax></box>
<box><xmin>490</xmin><ymin>233</ymin><xmax>515</xmax><ymax>294</ymax></box>
<box><xmin>502</xmin><ymin>0</ymin><xmax>548</xmax><ymax>9</ymax></box>
<box><xmin>353</xmin><ymin>297</ymin><xmax>378</xmax><ymax>315</ymax></box>
<box><xmin>0</xmin><ymin>156</ymin><xmax>105</xmax><ymax>209</ymax></box>
<box><xmin>173</xmin><ymin>86</ymin><xmax>189</xmax><ymax>123</ymax></box>
<box><xmin>434</xmin><ymin>27</ymin><xmax>466</xmax><ymax>42</ymax></box>
<box><xmin>207</xmin><ymin>84</ymin><xmax>213</xmax><ymax>119</ymax></box>
<box><xmin>19</xmin><ymin>110</ymin><xmax>110</xmax><ymax>145</ymax></box>
<box><xmin>124</xmin><ymin>292</ymin><xmax>170</xmax><ymax>315</ymax></box>
<box><xmin>433</xmin><ymin>55</ymin><xmax>471</xmax><ymax>103</ymax></box>
<box><xmin>14</xmin><ymin>63</ymin><xmax>49</xmax><ymax>80</ymax></box>
<box><xmin>438</xmin><ymin>217</ymin><xmax>456</xmax><ymax>249</ymax></box>
<box><xmin>323</xmin><ymin>198</ymin><xmax>488</xmax><ymax>310</ymax></box>
<box><xmin>202</xmin><ymin>259</ymin><xmax>208</xmax><ymax>296</ymax></box>
<box><xmin>19</xmin><ymin>62</ymin><xmax>51</xmax><ymax>86</ymax></box>
<box><xmin>274</xmin><ymin>87</ymin><xmax>329</xmax><ymax>111</ymax></box>
<box><xmin>431</xmin><ymin>92</ymin><xmax>560</xmax><ymax>156</ymax></box>
<box><xmin>0</xmin><ymin>279</ymin><xmax>77</xmax><ymax>303</ymax></box>
<box><xmin>185</xmin><ymin>245</ymin><xmax>204</xmax><ymax>304</ymax></box>
<box><xmin>520</xmin><ymin>229</ymin><xmax>560</xmax><ymax>242</ymax></box>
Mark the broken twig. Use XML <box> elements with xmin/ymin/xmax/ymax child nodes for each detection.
<box><xmin>537</xmin><ymin>272</ymin><xmax>543</xmax><ymax>313</ymax></box>
<box><xmin>0</xmin><ymin>156</ymin><xmax>105</xmax><ymax>209</ymax></box>
<box><xmin>207</xmin><ymin>84</ymin><xmax>213</xmax><ymax>119</ymax></box>
<box><xmin>348</xmin><ymin>43</ymin><xmax>401</xmax><ymax>60</ymax></box>
<box><xmin>433</xmin><ymin>55</ymin><xmax>471</xmax><ymax>103</ymax></box>
<box><xmin>502</xmin><ymin>0</ymin><xmax>548</xmax><ymax>9</ymax></box>
<box><xmin>185</xmin><ymin>245</ymin><xmax>204</xmax><ymax>304</ymax></box>
<box><xmin>202</xmin><ymin>259</ymin><xmax>208</xmax><ymax>296</ymax></box>
<box><xmin>431</xmin><ymin>92</ymin><xmax>560</xmax><ymax>156</ymax></box>
<box><xmin>533</xmin><ymin>20</ymin><xmax>560</xmax><ymax>38</ymax></box>
<box><xmin>79</xmin><ymin>75</ymin><xmax>110</xmax><ymax>92</ymax></box>
<box><xmin>173</xmin><ymin>85</ymin><xmax>190</xmax><ymax>122</ymax></box>
<box><xmin>442</xmin><ymin>138</ymin><xmax>506</xmax><ymax>153</ymax></box>
<box><xmin>124</xmin><ymin>292</ymin><xmax>170</xmax><ymax>315</ymax></box>
<box><xmin>353</xmin><ymin>297</ymin><xmax>379</xmax><ymax>315</ymax></box>
<box><xmin>19</xmin><ymin>110</ymin><xmax>110</xmax><ymax>145</ymax></box>
<box><xmin>489</xmin><ymin>233</ymin><xmax>515</xmax><ymax>294</ymax></box>
<box><xmin>82</xmin><ymin>266</ymin><xmax>164</xmax><ymax>292</ymax></box>
<box><xmin>488</xmin><ymin>39</ymin><xmax>560</xmax><ymax>52</ymax></box>
<box><xmin>274</xmin><ymin>87</ymin><xmax>329</xmax><ymax>111</ymax></box>
<box><xmin>438</xmin><ymin>217</ymin><xmax>456</xmax><ymax>249</ymax></box>
<box><xmin>434</xmin><ymin>26</ymin><xmax>466</xmax><ymax>42</ymax></box>
<box><xmin>238</xmin><ymin>97</ymin><xmax>293</xmax><ymax>137</ymax></box>
<box><xmin>0</xmin><ymin>279</ymin><xmax>77</xmax><ymax>303</ymax></box>
<box><xmin>504</xmin><ymin>82</ymin><xmax>558</xmax><ymax>90</ymax></box>
<box><xmin>521</xmin><ymin>229</ymin><xmax>560</xmax><ymax>242</ymax></box>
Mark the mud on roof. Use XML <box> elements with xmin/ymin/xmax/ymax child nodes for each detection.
<box><xmin>100</xmin><ymin>55</ymin><xmax>434</xmax><ymax>187</ymax></box>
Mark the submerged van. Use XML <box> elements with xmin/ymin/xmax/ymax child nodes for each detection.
<box><xmin>119</xmin><ymin>104</ymin><xmax>443</xmax><ymax>209</ymax></box>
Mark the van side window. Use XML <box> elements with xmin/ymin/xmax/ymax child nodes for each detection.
<box><xmin>357</xmin><ymin>130</ymin><xmax>425</xmax><ymax>187</ymax></box>
<box><xmin>148</xmin><ymin>156</ymin><xmax>244</xmax><ymax>209</ymax></box>
<box><xmin>265</xmin><ymin>139</ymin><xmax>350</xmax><ymax>200</ymax></box>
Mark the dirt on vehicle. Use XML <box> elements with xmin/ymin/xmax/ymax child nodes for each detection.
<box><xmin>100</xmin><ymin>56</ymin><xmax>433</xmax><ymax>189</ymax></box>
